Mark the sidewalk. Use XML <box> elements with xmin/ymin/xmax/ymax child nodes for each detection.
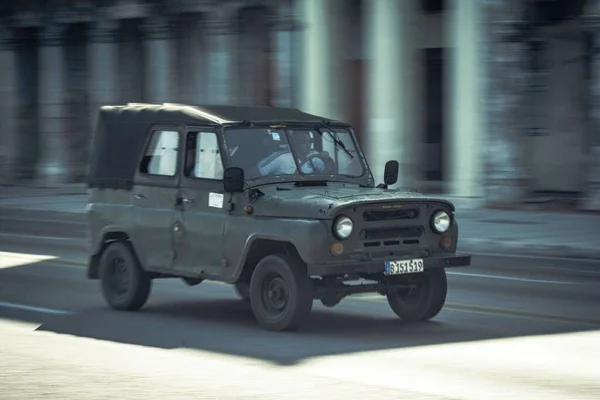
<box><xmin>455</xmin><ymin>209</ymin><xmax>600</xmax><ymax>260</ymax></box>
<box><xmin>1</xmin><ymin>184</ymin><xmax>600</xmax><ymax>260</ymax></box>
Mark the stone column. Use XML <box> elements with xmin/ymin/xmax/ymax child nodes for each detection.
<box><xmin>296</xmin><ymin>0</ymin><xmax>342</xmax><ymax>120</ymax></box>
<box><xmin>205</xmin><ymin>9</ymin><xmax>239</xmax><ymax>105</ymax></box>
<box><xmin>142</xmin><ymin>16</ymin><xmax>178</xmax><ymax>103</ymax></box>
<box><xmin>0</xmin><ymin>25</ymin><xmax>18</xmax><ymax>183</ymax></box>
<box><xmin>363</xmin><ymin>0</ymin><xmax>411</xmax><ymax>187</ymax></box>
<box><xmin>268</xmin><ymin>6</ymin><xmax>297</xmax><ymax>108</ymax></box>
<box><xmin>582</xmin><ymin>1</ymin><xmax>600</xmax><ymax>211</ymax></box>
<box><xmin>88</xmin><ymin>17</ymin><xmax>119</xmax><ymax>145</ymax></box>
<box><xmin>447</xmin><ymin>0</ymin><xmax>485</xmax><ymax>203</ymax></box>
<box><xmin>37</xmin><ymin>22</ymin><xmax>69</xmax><ymax>184</ymax></box>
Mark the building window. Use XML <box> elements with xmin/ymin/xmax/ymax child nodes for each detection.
<box><xmin>140</xmin><ymin>130</ymin><xmax>180</xmax><ymax>176</ymax></box>
<box><xmin>422</xmin><ymin>0</ymin><xmax>444</xmax><ymax>14</ymax></box>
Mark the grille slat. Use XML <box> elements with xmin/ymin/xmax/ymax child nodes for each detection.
<box><xmin>363</xmin><ymin>226</ymin><xmax>424</xmax><ymax>241</ymax></box>
<box><xmin>363</xmin><ymin>209</ymin><xmax>419</xmax><ymax>222</ymax></box>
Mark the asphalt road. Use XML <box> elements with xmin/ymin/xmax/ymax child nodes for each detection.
<box><xmin>1</xmin><ymin>209</ymin><xmax>599</xmax><ymax>399</ymax></box>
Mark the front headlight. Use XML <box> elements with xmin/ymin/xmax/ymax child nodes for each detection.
<box><xmin>333</xmin><ymin>215</ymin><xmax>353</xmax><ymax>240</ymax></box>
<box><xmin>431</xmin><ymin>210</ymin><xmax>451</xmax><ymax>233</ymax></box>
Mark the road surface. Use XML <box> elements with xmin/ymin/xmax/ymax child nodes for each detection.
<box><xmin>0</xmin><ymin>208</ymin><xmax>599</xmax><ymax>399</ymax></box>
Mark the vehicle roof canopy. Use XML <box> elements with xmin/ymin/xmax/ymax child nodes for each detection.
<box><xmin>87</xmin><ymin>103</ymin><xmax>346</xmax><ymax>190</ymax></box>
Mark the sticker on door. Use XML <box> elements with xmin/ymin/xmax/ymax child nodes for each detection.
<box><xmin>209</xmin><ymin>192</ymin><xmax>224</xmax><ymax>208</ymax></box>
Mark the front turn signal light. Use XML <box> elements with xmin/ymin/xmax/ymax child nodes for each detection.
<box><xmin>440</xmin><ymin>234</ymin><xmax>452</xmax><ymax>251</ymax></box>
<box><xmin>331</xmin><ymin>242</ymin><xmax>344</xmax><ymax>256</ymax></box>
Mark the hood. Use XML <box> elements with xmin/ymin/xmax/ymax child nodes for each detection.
<box><xmin>244</xmin><ymin>184</ymin><xmax>455</xmax><ymax>219</ymax></box>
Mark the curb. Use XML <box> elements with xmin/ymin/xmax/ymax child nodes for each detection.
<box><xmin>459</xmin><ymin>238</ymin><xmax>600</xmax><ymax>261</ymax></box>
<box><xmin>0</xmin><ymin>233</ymin><xmax>87</xmax><ymax>251</ymax></box>
<box><xmin>0</xmin><ymin>192</ymin><xmax>87</xmax><ymax>199</ymax></box>
<box><xmin>46</xmin><ymin>258</ymin><xmax>87</xmax><ymax>269</ymax></box>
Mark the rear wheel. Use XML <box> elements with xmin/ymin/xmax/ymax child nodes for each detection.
<box><xmin>99</xmin><ymin>241</ymin><xmax>152</xmax><ymax>311</ymax></box>
<box><xmin>249</xmin><ymin>254</ymin><xmax>313</xmax><ymax>331</ymax></box>
<box><xmin>386</xmin><ymin>268</ymin><xmax>447</xmax><ymax>321</ymax></box>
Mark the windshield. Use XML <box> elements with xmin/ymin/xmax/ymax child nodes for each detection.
<box><xmin>224</xmin><ymin>127</ymin><xmax>366</xmax><ymax>181</ymax></box>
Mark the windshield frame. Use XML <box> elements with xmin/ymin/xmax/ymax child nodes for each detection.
<box><xmin>221</xmin><ymin>122</ymin><xmax>375</xmax><ymax>189</ymax></box>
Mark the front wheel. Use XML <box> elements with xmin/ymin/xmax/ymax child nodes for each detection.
<box><xmin>249</xmin><ymin>254</ymin><xmax>313</xmax><ymax>331</ymax></box>
<box><xmin>386</xmin><ymin>268</ymin><xmax>447</xmax><ymax>321</ymax></box>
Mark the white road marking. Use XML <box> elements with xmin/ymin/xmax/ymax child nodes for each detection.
<box><xmin>0</xmin><ymin>251</ymin><xmax>58</xmax><ymax>269</ymax></box>
<box><xmin>0</xmin><ymin>301</ymin><xmax>73</xmax><ymax>315</ymax></box>
<box><xmin>469</xmin><ymin>250</ymin><xmax>600</xmax><ymax>264</ymax></box>
<box><xmin>527</xmin><ymin>265</ymin><xmax>600</xmax><ymax>276</ymax></box>
<box><xmin>0</xmin><ymin>250</ymin><xmax>57</xmax><ymax>260</ymax></box>
<box><xmin>447</xmin><ymin>271</ymin><xmax>575</xmax><ymax>285</ymax></box>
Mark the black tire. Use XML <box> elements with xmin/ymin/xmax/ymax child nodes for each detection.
<box><xmin>249</xmin><ymin>253</ymin><xmax>313</xmax><ymax>331</ymax></box>
<box><xmin>386</xmin><ymin>268</ymin><xmax>447</xmax><ymax>321</ymax></box>
<box><xmin>99</xmin><ymin>241</ymin><xmax>152</xmax><ymax>311</ymax></box>
<box><xmin>233</xmin><ymin>281</ymin><xmax>250</xmax><ymax>301</ymax></box>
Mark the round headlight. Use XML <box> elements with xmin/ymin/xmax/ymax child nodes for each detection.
<box><xmin>432</xmin><ymin>210</ymin><xmax>451</xmax><ymax>233</ymax></box>
<box><xmin>333</xmin><ymin>215</ymin><xmax>353</xmax><ymax>240</ymax></box>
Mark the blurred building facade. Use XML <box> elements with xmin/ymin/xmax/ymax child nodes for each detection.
<box><xmin>0</xmin><ymin>0</ymin><xmax>598</xmax><ymax>210</ymax></box>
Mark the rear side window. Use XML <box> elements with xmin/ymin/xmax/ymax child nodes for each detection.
<box><xmin>140</xmin><ymin>130</ymin><xmax>180</xmax><ymax>176</ymax></box>
<box><xmin>184</xmin><ymin>131</ymin><xmax>224</xmax><ymax>180</ymax></box>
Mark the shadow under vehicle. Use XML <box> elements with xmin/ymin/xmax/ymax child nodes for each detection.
<box><xmin>86</xmin><ymin>103</ymin><xmax>471</xmax><ymax>331</ymax></box>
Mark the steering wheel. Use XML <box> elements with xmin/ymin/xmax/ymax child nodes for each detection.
<box><xmin>299</xmin><ymin>153</ymin><xmax>336</xmax><ymax>174</ymax></box>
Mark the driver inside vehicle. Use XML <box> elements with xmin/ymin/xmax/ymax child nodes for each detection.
<box><xmin>257</xmin><ymin>130</ymin><xmax>332</xmax><ymax>176</ymax></box>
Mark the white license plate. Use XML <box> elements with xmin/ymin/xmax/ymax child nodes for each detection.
<box><xmin>384</xmin><ymin>259</ymin><xmax>424</xmax><ymax>275</ymax></box>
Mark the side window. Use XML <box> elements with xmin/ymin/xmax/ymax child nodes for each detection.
<box><xmin>184</xmin><ymin>131</ymin><xmax>224</xmax><ymax>180</ymax></box>
<box><xmin>140</xmin><ymin>130</ymin><xmax>179</xmax><ymax>176</ymax></box>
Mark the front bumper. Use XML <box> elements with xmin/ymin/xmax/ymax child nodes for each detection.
<box><xmin>307</xmin><ymin>252</ymin><xmax>471</xmax><ymax>277</ymax></box>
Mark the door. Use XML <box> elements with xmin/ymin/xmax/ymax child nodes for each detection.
<box><xmin>131</xmin><ymin>127</ymin><xmax>181</xmax><ymax>272</ymax></box>
<box><xmin>173</xmin><ymin>128</ymin><xmax>227</xmax><ymax>279</ymax></box>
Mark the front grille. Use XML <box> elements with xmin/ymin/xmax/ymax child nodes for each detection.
<box><xmin>335</xmin><ymin>201</ymin><xmax>450</xmax><ymax>254</ymax></box>
<box><xmin>363</xmin><ymin>209</ymin><xmax>419</xmax><ymax>222</ymax></box>
<box><xmin>363</xmin><ymin>226</ymin><xmax>423</xmax><ymax>241</ymax></box>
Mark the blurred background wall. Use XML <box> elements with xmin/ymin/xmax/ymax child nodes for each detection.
<box><xmin>0</xmin><ymin>0</ymin><xmax>599</xmax><ymax>211</ymax></box>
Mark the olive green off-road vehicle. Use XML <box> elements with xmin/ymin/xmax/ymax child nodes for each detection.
<box><xmin>86</xmin><ymin>103</ymin><xmax>471</xmax><ymax>331</ymax></box>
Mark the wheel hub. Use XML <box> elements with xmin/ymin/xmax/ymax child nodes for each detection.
<box><xmin>394</xmin><ymin>286</ymin><xmax>422</xmax><ymax>307</ymax></box>
<box><xmin>263</xmin><ymin>275</ymin><xmax>289</xmax><ymax>313</ymax></box>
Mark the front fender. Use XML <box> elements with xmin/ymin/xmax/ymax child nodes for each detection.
<box><xmin>223</xmin><ymin>216</ymin><xmax>330</xmax><ymax>281</ymax></box>
<box><xmin>451</xmin><ymin>218</ymin><xmax>459</xmax><ymax>253</ymax></box>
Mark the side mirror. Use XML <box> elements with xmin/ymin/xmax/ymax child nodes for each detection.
<box><xmin>223</xmin><ymin>167</ymin><xmax>245</xmax><ymax>193</ymax></box>
<box><xmin>383</xmin><ymin>160</ymin><xmax>399</xmax><ymax>186</ymax></box>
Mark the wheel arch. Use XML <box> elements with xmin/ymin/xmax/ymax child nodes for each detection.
<box><xmin>87</xmin><ymin>229</ymin><xmax>140</xmax><ymax>279</ymax></box>
<box><xmin>235</xmin><ymin>237</ymin><xmax>303</xmax><ymax>283</ymax></box>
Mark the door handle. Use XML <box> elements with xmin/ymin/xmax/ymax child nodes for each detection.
<box><xmin>133</xmin><ymin>193</ymin><xmax>145</xmax><ymax>200</ymax></box>
<box><xmin>176</xmin><ymin>197</ymin><xmax>194</xmax><ymax>206</ymax></box>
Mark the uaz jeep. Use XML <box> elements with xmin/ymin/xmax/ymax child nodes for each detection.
<box><xmin>86</xmin><ymin>103</ymin><xmax>471</xmax><ymax>331</ymax></box>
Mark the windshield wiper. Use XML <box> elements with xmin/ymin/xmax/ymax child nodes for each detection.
<box><xmin>317</xmin><ymin>123</ymin><xmax>354</xmax><ymax>160</ymax></box>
